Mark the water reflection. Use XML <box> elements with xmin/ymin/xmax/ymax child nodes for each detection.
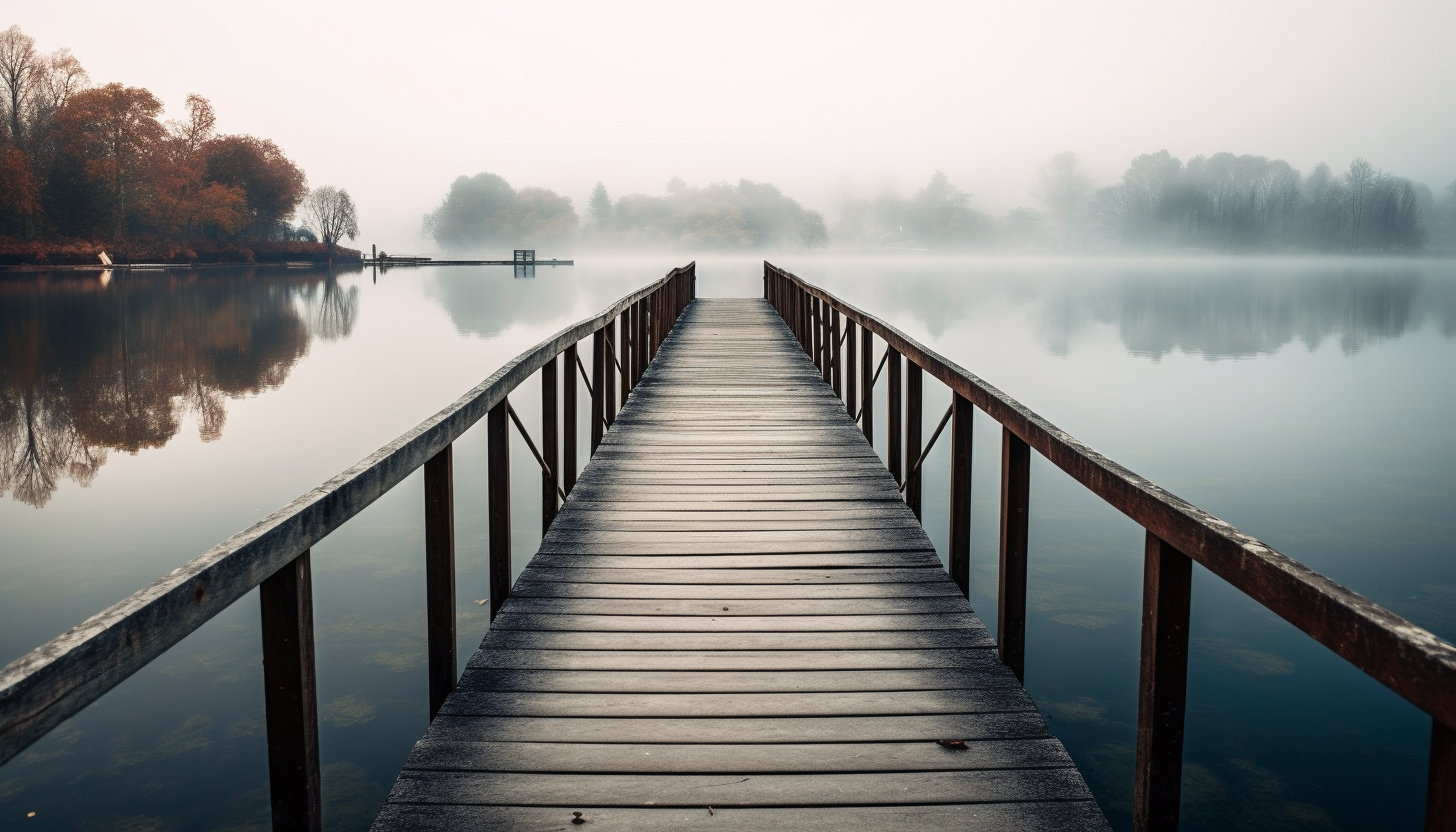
<box><xmin>829</xmin><ymin>259</ymin><xmax>1456</xmax><ymax>360</ymax></box>
<box><xmin>0</xmin><ymin>269</ymin><xmax>353</xmax><ymax>508</ymax></box>
<box><xmin>1040</xmin><ymin>267</ymin><xmax>1456</xmax><ymax>359</ymax></box>
<box><xmin>425</xmin><ymin>267</ymin><xmax>597</xmax><ymax>338</ymax></box>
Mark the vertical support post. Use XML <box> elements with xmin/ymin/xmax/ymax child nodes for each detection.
<box><xmin>821</xmin><ymin>301</ymin><xmax>832</xmax><ymax>384</ymax></box>
<box><xmin>1429</xmin><ymin>720</ymin><xmax>1456</xmax><ymax>832</ymax></box>
<box><xmin>563</xmin><ymin>344</ymin><xmax>578</xmax><ymax>495</ymax></box>
<box><xmin>887</xmin><ymin>347</ymin><xmax>903</xmax><ymax>485</ymax></box>
<box><xmin>424</xmin><ymin>446</ymin><xmax>455</xmax><ymax>719</ymax></box>
<box><xmin>1134</xmin><ymin>531</ymin><xmax>1193</xmax><ymax>832</ymax></box>
<box><xmin>648</xmin><ymin>290</ymin><xmax>658</xmax><ymax>362</ymax></box>
<box><xmin>616</xmin><ymin>314</ymin><xmax>629</xmax><ymax>409</ymax></box>
<box><xmin>845</xmin><ymin>320</ymin><xmax>857</xmax><ymax>417</ymax></box>
<box><xmin>803</xmin><ymin>289</ymin><xmax>812</xmax><ymax>354</ymax></box>
<box><xmin>905</xmin><ymin>362</ymin><xmax>923</xmax><ymax>518</ymax></box>
<box><xmin>830</xmin><ymin>308</ymin><xmax>841</xmax><ymax>395</ymax></box>
<box><xmin>590</xmin><ymin>329</ymin><xmax>605</xmax><ymax>452</ymax></box>
<box><xmin>636</xmin><ymin>299</ymin><xmax>648</xmax><ymax>385</ymax></box>
<box><xmin>861</xmin><ymin>329</ymin><xmax>874</xmax><ymax>442</ymax></box>
<box><xmin>260</xmin><ymin>550</ymin><xmax>321</xmax><ymax>832</ymax></box>
<box><xmin>622</xmin><ymin>305</ymin><xmax>633</xmax><ymax>392</ymax></box>
<box><xmin>541</xmin><ymin>357</ymin><xmax>559</xmax><ymax>533</ymax></box>
<box><xmin>604</xmin><ymin>318</ymin><xmax>617</xmax><ymax>426</ymax></box>
<box><xmin>797</xmin><ymin>288</ymin><xmax>809</xmax><ymax>349</ymax></box>
<box><xmin>998</xmin><ymin>427</ymin><xmax>1030</xmax><ymax>682</ymax></box>
<box><xmin>812</xmin><ymin>298</ymin><xmax>823</xmax><ymax>373</ymax></box>
<box><xmin>948</xmin><ymin>394</ymin><xmax>973</xmax><ymax>598</ymax></box>
<box><xmin>487</xmin><ymin>401</ymin><xmax>511</xmax><ymax>619</ymax></box>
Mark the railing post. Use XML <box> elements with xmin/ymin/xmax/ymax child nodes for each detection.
<box><xmin>617</xmin><ymin>313</ymin><xmax>629</xmax><ymax>408</ymax></box>
<box><xmin>563</xmin><ymin>344</ymin><xmax>578</xmax><ymax>495</ymax></box>
<box><xmin>812</xmin><ymin>298</ymin><xmax>823</xmax><ymax>373</ymax></box>
<box><xmin>1134</xmin><ymin>531</ymin><xmax>1193</xmax><ymax>832</ymax></box>
<box><xmin>887</xmin><ymin>347</ymin><xmax>903</xmax><ymax>485</ymax></box>
<box><xmin>830</xmin><ymin>308</ymin><xmax>841</xmax><ymax>396</ymax></box>
<box><xmin>622</xmin><ymin>306</ymin><xmax>634</xmax><ymax>392</ymax></box>
<box><xmin>797</xmin><ymin>287</ymin><xmax>809</xmax><ymax>351</ymax></box>
<box><xmin>424</xmin><ymin>446</ymin><xmax>456</xmax><ymax>719</ymax></box>
<box><xmin>949</xmin><ymin>394</ymin><xmax>973</xmax><ymax>598</ymax></box>
<box><xmin>259</xmin><ymin>549</ymin><xmax>322</xmax><ymax>832</ymax></box>
<box><xmin>635</xmin><ymin>299</ymin><xmax>648</xmax><ymax>386</ymax></box>
<box><xmin>604</xmin><ymin>318</ymin><xmax>618</xmax><ymax>426</ymax></box>
<box><xmin>541</xmin><ymin>358</ymin><xmax>559</xmax><ymax>532</ymax></box>
<box><xmin>905</xmin><ymin>362</ymin><xmax>923</xmax><ymax>519</ymax></box>
<box><xmin>845</xmin><ymin>319</ymin><xmax>857</xmax><ymax>417</ymax></box>
<box><xmin>861</xmin><ymin>328</ymin><xmax>874</xmax><ymax>442</ymax></box>
<box><xmin>998</xmin><ymin>428</ymin><xmax>1030</xmax><ymax>682</ymax></box>
<box><xmin>487</xmin><ymin>401</ymin><xmax>511</xmax><ymax>619</ymax></box>
<box><xmin>590</xmin><ymin>329</ymin><xmax>605</xmax><ymax>452</ymax></box>
<box><xmin>1429</xmin><ymin>720</ymin><xmax>1456</xmax><ymax>832</ymax></box>
<box><xmin>803</xmin><ymin>287</ymin><xmax>811</xmax><ymax>353</ymax></box>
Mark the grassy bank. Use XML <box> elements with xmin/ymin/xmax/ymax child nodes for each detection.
<box><xmin>0</xmin><ymin>238</ymin><xmax>362</xmax><ymax>267</ymax></box>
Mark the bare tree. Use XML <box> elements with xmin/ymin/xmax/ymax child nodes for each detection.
<box><xmin>302</xmin><ymin>186</ymin><xmax>359</xmax><ymax>251</ymax></box>
<box><xmin>166</xmin><ymin>93</ymin><xmax>215</xmax><ymax>152</ymax></box>
<box><xmin>1346</xmin><ymin>157</ymin><xmax>1375</xmax><ymax>250</ymax></box>
<box><xmin>0</xmin><ymin>25</ymin><xmax>39</xmax><ymax>144</ymax></box>
<box><xmin>1032</xmin><ymin>151</ymin><xmax>1095</xmax><ymax>250</ymax></box>
<box><xmin>32</xmin><ymin>48</ymin><xmax>87</xmax><ymax>126</ymax></box>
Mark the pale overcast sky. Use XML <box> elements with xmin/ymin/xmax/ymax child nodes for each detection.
<box><xmin>12</xmin><ymin>0</ymin><xmax>1455</xmax><ymax>247</ymax></box>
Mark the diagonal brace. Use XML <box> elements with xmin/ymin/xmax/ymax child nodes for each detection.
<box><xmin>505</xmin><ymin>400</ymin><xmax>568</xmax><ymax>503</ymax></box>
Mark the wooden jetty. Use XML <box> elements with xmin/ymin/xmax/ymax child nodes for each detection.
<box><xmin>371</xmin><ymin>297</ymin><xmax>1108</xmax><ymax>830</ymax></box>
<box><xmin>3</xmin><ymin>262</ymin><xmax>1454</xmax><ymax>832</ymax></box>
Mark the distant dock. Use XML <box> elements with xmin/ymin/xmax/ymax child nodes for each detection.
<box><xmin>365</xmin><ymin>249</ymin><xmax>573</xmax><ymax>268</ymax></box>
<box><xmin>362</xmin><ymin>258</ymin><xmax>574</xmax><ymax>266</ymax></box>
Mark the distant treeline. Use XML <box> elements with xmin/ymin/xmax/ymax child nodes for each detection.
<box><xmin>0</xmin><ymin>26</ymin><xmax>358</xmax><ymax>263</ymax></box>
<box><xmin>836</xmin><ymin>154</ymin><xmax>1455</xmax><ymax>253</ymax></box>
<box><xmin>424</xmin><ymin>173</ymin><xmax>827</xmax><ymax>253</ymax></box>
<box><xmin>425</xmin><ymin>156</ymin><xmax>1455</xmax><ymax>254</ymax></box>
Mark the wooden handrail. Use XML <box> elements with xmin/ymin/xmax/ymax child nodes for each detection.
<box><xmin>764</xmin><ymin>260</ymin><xmax>1456</xmax><ymax>830</ymax></box>
<box><xmin>0</xmin><ymin>263</ymin><xmax>697</xmax><ymax>770</ymax></box>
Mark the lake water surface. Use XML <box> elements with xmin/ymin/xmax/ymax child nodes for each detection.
<box><xmin>2</xmin><ymin>255</ymin><xmax>1453</xmax><ymax>830</ymax></box>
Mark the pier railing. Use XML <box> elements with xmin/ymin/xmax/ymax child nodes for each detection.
<box><xmin>764</xmin><ymin>261</ymin><xmax>1456</xmax><ymax>832</ymax></box>
<box><xmin>0</xmin><ymin>263</ymin><xmax>696</xmax><ymax>831</ymax></box>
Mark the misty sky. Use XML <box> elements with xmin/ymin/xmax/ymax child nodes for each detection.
<box><xmin>13</xmin><ymin>0</ymin><xmax>1455</xmax><ymax>247</ymax></box>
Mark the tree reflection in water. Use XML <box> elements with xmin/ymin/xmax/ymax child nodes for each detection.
<box><xmin>0</xmin><ymin>269</ymin><xmax>350</xmax><ymax>507</ymax></box>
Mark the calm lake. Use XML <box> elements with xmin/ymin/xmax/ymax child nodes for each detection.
<box><xmin>2</xmin><ymin>254</ymin><xmax>1453</xmax><ymax>831</ymax></box>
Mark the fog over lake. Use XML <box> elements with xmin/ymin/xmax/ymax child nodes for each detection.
<box><xmin>4</xmin><ymin>0</ymin><xmax>1455</xmax><ymax>828</ymax></box>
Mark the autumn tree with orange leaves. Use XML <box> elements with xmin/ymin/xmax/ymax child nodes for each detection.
<box><xmin>0</xmin><ymin>25</ymin><xmax>312</xmax><ymax>247</ymax></box>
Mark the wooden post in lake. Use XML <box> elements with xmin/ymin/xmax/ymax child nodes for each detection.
<box><xmin>259</xmin><ymin>550</ymin><xmax>322</xmax><ymax>832</ymax></box>
<box><xmin>424</xmin><ymin>446</ymin><xmax>456</xmax><ymax>719</ymax></box>
<box><xmin>998</xmin><ymin>428</ymin><xmax>1030</xmax><ymax>682</ymax></box>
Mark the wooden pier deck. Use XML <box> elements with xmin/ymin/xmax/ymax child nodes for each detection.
<box><xmin>371</xmin><ymin>299</ymin><xmax>1109</xmax><ymax>831</ymax></box>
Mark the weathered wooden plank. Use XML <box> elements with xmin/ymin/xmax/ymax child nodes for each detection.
<box><xmin>421</xmin><ymin>711</ymin><xmax>1052</xmax><ymax>745</ymax></box>
<box><xmin>372</xmin><ymin>801</ymin><xmax>1111</xmax><ymax>832</ymax></box>
<box><xmin>486</xmin><ymin>612</ymin><xmax>986</xmax><ymax>634</ymax></box>
<box><xmin>438</xmin><ymin>687</ymin><xmax>1034</xmax><ymax>719</ymax></box>
<box><xmin>383</xmin><ymin>768</ymin><xmax>1091</xmax><ymax>806</ymax></box>
<box><xmin>525</xmin><ymin>553</ymin><xmax>941</xmax><ymax>569</ymax></box>
<box><xmin>507</xmin><ymin>580</ymin><xmax>964</xmax><ymax>600</ymax></box>
<box><xmin>455</xmin><ymin>666</ymin><xmax>1020</xmax><ymax>693</ymax></box>
<box><xmin>497</xmin><ymin>596</ymin><xmax>976</xmax><ymax>616</ymax></box>
<box><xmin>466</xmin><ymin>648</ymin><xmax>1007</xmax><ymax>672</ymax></box>
<box><xmin>513</xmin><ymin>566</ymin><xmax>950</xmax><ymax>585</ymax></box>
<box><xmin>477</xmin><ymin>628</ymin><xmax>996</xmax><ymax>652</ymax></box>
<box><xmin>404</xmin><ymin>738</ymin><xmax>1072</xmax><ymax>773</ymax></box>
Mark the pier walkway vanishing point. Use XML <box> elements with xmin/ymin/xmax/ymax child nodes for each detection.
<box><xmin>371</xmin><ymin>298</ymin><xmax>1109</xmax><ymax>830</ymax></box>
<box><xmin>6</xmin><ymin>262</ymin><xmax>1455</xmax><ymax>832</ymax></box>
